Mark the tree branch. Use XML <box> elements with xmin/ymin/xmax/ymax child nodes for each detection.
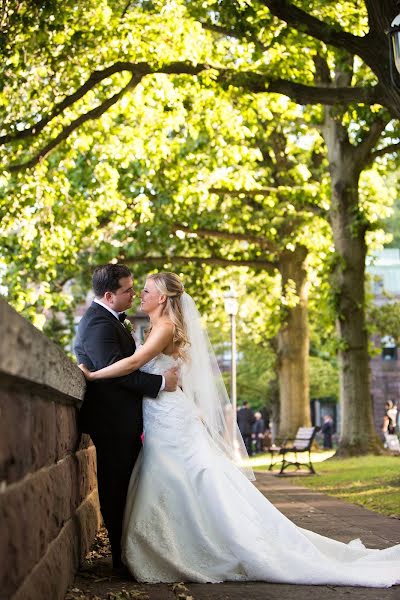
<box><xmin>365</xmin><ymin>0</ymin><xmax>397</xmax><ymax>34</ymax></box>
<box><xmin>2</xmin><ymin>59</ymin><xmax>384</xmax><ymax>172</ymax></box>
<box><xmin>2</xmin><ymin>60</ymin><xmax>381</xmax><ymax>153</ymax></box>
<box><xmin>198</xmin><ymin>18</ymin><xmax>268</xmax><ymax>51</ymax></box>
<box><xmin>261</xmin><ymin>0</ymin><xmax>367</xmax><ymax>56</ymax></box>
<box><xmin>208</xmin><ymin>187</ymin><xmax>328</xmax><ymax>218</ymax></box>
<box><xmin>173</xmin><ymin>223</ymin><xmax>278</xmax><ymax>251</ymax></box>
<box><xmin>7</xmin><ymin>76</ymin><xmax>138</xmax><ymax>171</ymax></box>
<box><xmin>293</xmin><ymin>200</ymin><xmax>328</xmax><ymax>219</ymax></box>
<box><xmin>217</xmin><ymin>67</ymin><xmax>381</xmax><ymax>105</ymax></box>
<box><xmin>124</xmin><ymin>255</ymin><xmax>277</xmax><ymax>270</ymax></box>
<box><xmin>5</xmin><ymin>61</ymin><xmax>209</xmax><ymax>171</ymax></box>
<box><xmin>0</xmin><ymin>63</ymin><xmax>148</xmax><ymax>145</ymax></box>
<box><xmin>354</xmin><ymin>117</ymin><xmax>391</xmax><ymax>168</ymax></box>
<box><xmin>209</xmin><ymin>186</ymin><xmax>280</xmax><ymax>195</ymax></box>
<box><xmin>198</xmin><ymin>20</ymin><xmax>242</xmax><ymax>40</ymax></box>
<box><xmin>225</xmin><ymin>71</ymin><xmax>380</xmax><ymax>106</ymax></box>
<box><xmin>262</xmin><ymin>0</ymin><xmax>397</xmax><ymax>101</ymax></box>
<box><xmin>121</xmin><ymin>0</ymin><xmax>133</xmax><ymax>19</ymax></box>
<box><xmin>1</xmin><ymin>60</ymin><xmax>205</xmax><ymax>146</ymax></box>
<box><xmin>370</xmin><ymin>141</ymin><xmax>400</xmax><ymax>160</ymax></box>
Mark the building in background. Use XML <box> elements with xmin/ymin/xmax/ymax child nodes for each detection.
<box><xmin>367</xmin><ymin>248</ymin><xmax>400</xmax><ymax>303</ymax></box>
<box><xmin>367</xmin><ymin>249</ymin><xmax>400</xmax><ymax>436</ymax></box>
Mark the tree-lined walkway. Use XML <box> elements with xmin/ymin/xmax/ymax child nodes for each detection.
<box><xmin>66</xmin><ymin>471</ymin><xmax>400</xmax><ymax>600</ymax></box>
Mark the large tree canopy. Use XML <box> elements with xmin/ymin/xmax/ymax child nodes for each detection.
<box><xmin>2</xmin><ymin>1</ymin><xmax>400</xmax><ymax>169</ymax></box>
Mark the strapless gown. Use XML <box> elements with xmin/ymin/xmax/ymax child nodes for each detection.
<box><xmin>121</xmin><ymin>353</ymin><xmax>400</xmax><ymax>586</ymax></box>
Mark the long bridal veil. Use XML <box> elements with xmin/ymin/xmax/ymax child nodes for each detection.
<box><xmin>180</xmin><ymin>292</ymin><xmax>255</xmax><ymax>480</ymax></box>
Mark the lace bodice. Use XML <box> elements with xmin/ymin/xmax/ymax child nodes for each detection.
<box><xmin>140</xmin><ymin>352</ymin><xmax>179</xmax><ymax>376</ymax></box>
<box><xmin>139</xmin><ymin>351</ymin><xmax>193</xmax><ymax>438</ymax></box>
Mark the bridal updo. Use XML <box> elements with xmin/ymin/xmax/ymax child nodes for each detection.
<box><xmin>147</xmin><ymin>272</ymin><xmax>189</xmax><ymax>359</ymax></box>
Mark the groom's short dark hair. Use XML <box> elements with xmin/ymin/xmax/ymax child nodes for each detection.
<box><xmin>92</xmin><ymin>264</ymin><xmax>132</xmax><ymax>297</ymax></box>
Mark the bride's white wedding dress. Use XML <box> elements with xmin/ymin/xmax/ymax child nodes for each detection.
<box><xmin>121</xmin><ymin>352</ymin><xmax>400</xmax><ymax>587</ymax></box>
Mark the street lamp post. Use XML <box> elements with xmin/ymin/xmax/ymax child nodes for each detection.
<box><xmin>224</xmin><ymin>286</ymin><xmax>238</xmax><ymax>440</ymax></box>
<box><xmin>388</xmin><ymin>2</ymin><xmax>400</xmax><ymax>87</ymax></box>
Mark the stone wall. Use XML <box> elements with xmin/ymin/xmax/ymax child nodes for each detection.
<box><xmin>0</xmin><ymin>298</ymin><xmax>100</xmax><ymax>600</ymax></box>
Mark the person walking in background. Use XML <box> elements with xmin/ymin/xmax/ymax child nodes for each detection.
<box><xmin>321</xmin><ymin>414</ymin><xmax>334</xmax><ymax>449</ymax></box>
<box><xmin>383</xmin><ymin>400</ymin><xmax>398</xmax><ymax>434</ymax></box>
<box><xmin>382</xmin><ymin>400</ymin><xmax>400</xmax><ymax>451</ymax></box>
<box><xmin>382</xmin><ymin>400</ymin><xmax>397</xmax><ymax>443</ymax></box>
<box><xmin>252</xmin><ymin>411</ymin><xmax>265</xmax><ymax>454</ymax></box>
<box><xmin>237</xmin><ymin>401</ymin><xmax>255</xmax><ymax>456</ymax></box>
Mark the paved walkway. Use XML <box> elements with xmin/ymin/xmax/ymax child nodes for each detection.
<box><xmin>66</xmin><ymin>471</ymin><xmax>400</xmax><ymax>600</ymax></box>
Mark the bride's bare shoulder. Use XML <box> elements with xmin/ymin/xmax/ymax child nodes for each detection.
<box><xmin>152</xmin><ymin>319</ymin><xmax>174</xmax><ymax>334</ymax></box>
<box><xmin>157</xmin><ymin>318</ymin><xmax>174</xmax><ymax>328</ymax></box>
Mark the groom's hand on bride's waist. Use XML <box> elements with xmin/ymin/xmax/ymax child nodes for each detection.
<box><xmin>163</xmin><ymin>367</ymin><xmax>179</xmax><ymax>392</ymax></box>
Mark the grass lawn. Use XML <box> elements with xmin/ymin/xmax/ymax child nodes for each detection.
<box><xmin>250</xmin><ymin>452</ymin><xmax>400</xmax><ymax>518</ymax></box>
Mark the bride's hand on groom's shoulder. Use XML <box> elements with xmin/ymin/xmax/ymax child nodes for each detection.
<box><xmin>78</xmin><ymin>363</ymin><xmax>94</xmax><ymax>381</ymax></box>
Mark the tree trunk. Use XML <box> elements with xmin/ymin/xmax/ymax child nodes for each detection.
<box><xmin>322</xmin><ymin>113</ymin><xmax>382</xmax><ymax>455</ymax></box>
<box><xmin>267</xmin><ymin>337</ymin><xmax>280</xmax><ymax>442</ymax></box>
<box><xmin>363</xmin><ymin>0</ymin><xmax>400</xmax><ymax>119</ymax></box>
<box><xmin>277</xmin><ymin>245</ymin><xmax>311</xmax><ymax>438</ymax></box>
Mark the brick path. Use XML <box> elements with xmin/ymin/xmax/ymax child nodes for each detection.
<box><xmin>66</xmin><ymin>471</ymin><xmax>400</xmax><ymax>600</ymax></box>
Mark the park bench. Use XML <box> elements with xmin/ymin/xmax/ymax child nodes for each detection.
<box><xmin>268</xmin><ymin>426</ymin><xmax>318</xmax><ymax>475</ymax></box>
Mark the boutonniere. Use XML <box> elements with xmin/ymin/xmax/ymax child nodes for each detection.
<box><xmin>123</xmin><ymin>319</ymin><xmax>134</xmax><ymax>334</ymax></box>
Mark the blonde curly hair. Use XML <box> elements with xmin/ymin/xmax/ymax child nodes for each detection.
<box><xmin>146</xmin><ymin>272</ymin><xmax>189</xmax><ymax>359</ymax></box>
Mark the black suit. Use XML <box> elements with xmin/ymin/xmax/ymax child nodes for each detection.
<box><xmin>237</xmin><ymin>407</ymin><xmax>255</xmax><ymax>456</ymax></box>
<box><xmin>74</xmin><ymin>301</ymin><xmax>162</xmax><ymax>566</ymax></box>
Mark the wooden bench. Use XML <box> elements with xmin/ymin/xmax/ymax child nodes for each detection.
<box><xmin>268</xmin><ymin>426</ymin><xmax>318</xmax><ymax>474</ymax></box>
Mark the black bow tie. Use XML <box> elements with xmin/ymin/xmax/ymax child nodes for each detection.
<box><xmin>118</xmin><ymin>312</ymin><xmax>127</xmax><ymax>322</ymax></box>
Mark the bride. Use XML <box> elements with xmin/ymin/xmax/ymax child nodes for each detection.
<box><xmin>79</xmin><ymin>272</ymin><xmax>400</xmax><ymax>587</ymax></box>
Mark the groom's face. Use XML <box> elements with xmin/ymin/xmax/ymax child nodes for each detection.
<box><xmin>108</xmin><ymin>276</ymin><xmax>136</xmax><ymax>312</ymax></box>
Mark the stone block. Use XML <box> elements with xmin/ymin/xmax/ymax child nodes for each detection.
<box><xmin>0</xmin><ymin>386</ymin><xmax>33</xmax><ymax>484</ymax></box>
<box><xmin>75</xmin><ymin>489</ymin><xmax>101</xmax><ymax>561</ymax></box>
<box><xmin>1</xmin><ymin>450</ymin><xmax>97</xmax><ymax>596</ymax></box>
<box><xmin>0</xmin><ymin>297</ymin><xmax>85</xmax><ymax>402</ymax></box>
<box><xmin>12</xmin><ymin>491</ymin><xmax>100</xmax><ymax>600</ymax></box>
<box><xmin>55</xmin><ymin>402</ymin><xmax>80</xmax><ymax>461</ymax></box>
<box><xmin>0</xmin><ymin>387</ymin><xmax>79</xmax><ymax>485</ymax></box>
<box><xmin>30</xmin><ymin>392</ymin><xmax>57</xmax><ymax>471</ymax></box>
<box><xmin>0</xmin><ymin>385</ymin><xmax>85</xmax><ymax>485</ymax></box>
<box><xmin>76</xmin><ymin>446</ymin><xmax>98</xmax><ymax>503</ymax></box>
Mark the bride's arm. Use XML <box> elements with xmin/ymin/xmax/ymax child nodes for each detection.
<box><xmin>79</xmin><ymin>323</ymin><xmax>174</xmax><ymax>380</ymax></box>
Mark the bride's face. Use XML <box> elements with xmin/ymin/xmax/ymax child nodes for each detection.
<box><xmin>140</xmin><ymin>278</ymin><xmax>163</xmax><ymax>314</ymax></box>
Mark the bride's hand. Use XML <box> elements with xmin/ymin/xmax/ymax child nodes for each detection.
<box><xmin>78</xmin><ymin>363</ymin><xmax>95</xmax><ymax>381</ymax></box>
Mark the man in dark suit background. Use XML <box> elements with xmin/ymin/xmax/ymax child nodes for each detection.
<box><xmin>75</xmin><ymin>264</ymin><xmax>178</xmax><ymax>569</ymax></box>
<box><xmin>237</xmin><ymin>401</ymin><xmax>255</xmax><ymax>456</ymax></box>
<box><xmin>321</xmin><ymin>414</ymin><xmax>334</xmax><ymax>449</ymax></box>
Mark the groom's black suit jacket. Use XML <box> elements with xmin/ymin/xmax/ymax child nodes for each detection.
<box><xmin>74</xmin><ymin>301</ymin><xmax>162</xmax><ymax>438</ymax></box>
<box><xmin>74</xmin><ymin>301</ymin><xmax>162</xmax><ymax>565</ymax></box>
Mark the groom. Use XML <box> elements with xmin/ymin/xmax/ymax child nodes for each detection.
<box><xmin>74</xmin><ymin>263</ymin><xmax>178</xmax><ymax>569</ymax></box>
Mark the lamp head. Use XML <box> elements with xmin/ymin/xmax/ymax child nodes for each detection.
<box><xmin>388</xmin><ymin>3</ymin><xmax>400</xmax><ymax>86</ymax></box>
<box><xmin>224</xmin><ymin>286</ymin><xmax>238</xmax><ymax>316</ymax></box>
<box><xmin>390</xmin><ymin>11</ymin><xmax>400</xmax><ymax>76</ymax></box>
